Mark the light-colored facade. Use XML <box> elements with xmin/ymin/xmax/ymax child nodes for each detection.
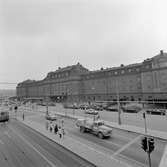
<box><xmin>16</xmin><ymin>51</ymin><xmax>167</xmax><ymax>102</ymax></box>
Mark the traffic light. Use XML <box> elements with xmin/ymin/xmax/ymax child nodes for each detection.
<box><xmin>148</xmin><ymin>137</ymin><xmax>155</xmax><ymax>153</ymax></box>
<box><xmin>141</xmin><ymin>137</ymin><xmax>148</xmax><ymax>152</ymax></box>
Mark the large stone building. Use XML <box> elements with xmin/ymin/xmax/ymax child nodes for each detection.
<box><xmin>16</xmin><ymin>51</ymin><xmax>167</xmax><ymax>102</ymax></box>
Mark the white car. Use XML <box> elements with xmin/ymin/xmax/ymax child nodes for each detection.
<box><xmin>45</xmin><ymin>114</ymin><xmax>57</xmax><ymax>121</ymax></box>
<box><xmin>85</xmin><ymin>109</ymin><xmax>99</xmax><ymax>115</ymax></box>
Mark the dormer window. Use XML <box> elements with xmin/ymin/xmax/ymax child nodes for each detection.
<box><xmin>114</xmin><ymin>71</ymin><xmax>118</xmax><ymax>75</ymax></box>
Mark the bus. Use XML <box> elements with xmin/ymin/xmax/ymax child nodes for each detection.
<box><xmin>0</xmin><ymin>111</ymin><xmax>9</xmax><ymax>122</ymax></box>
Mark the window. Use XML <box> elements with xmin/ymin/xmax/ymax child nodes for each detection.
<box><xmin>121</xmin><ymin>70</ymin><xmax>125</xmax><ymax>74</ymax></box>
<box><xmin>146</xmin><ymin>65</ymin><xmax>150</xmax><ymax>69</ymax></box>
<box><xmin>136</xmin><ymin>68</ymin><xmax>139</xmax><ymax>72</ymax></box>
<box><xmin>114</xmin><ymin>71</ymin><xmax>118</xmax><ymax>75</ymax></box>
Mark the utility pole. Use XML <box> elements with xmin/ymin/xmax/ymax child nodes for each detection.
<box><xmin>46</xmin><ymin>97</ymin><xmax>49</xmax><ymax>115</ymax></box>
<box><xmin>116</xmin><ymin>80</ymin><xmax>121</xmax><ymax>125</ymax></box>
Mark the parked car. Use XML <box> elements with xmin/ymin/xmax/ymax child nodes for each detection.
<box><xmin>122</xmin><ymin>103</ymin><xmax>142</xmax><ymax>113</ymax></box>
<box><xmin>90</xmin><ymin>105</ymin><xmax>103</xmax><ymax>111</ymax></box>
<box><xmin>146</xmin><ymin>109</ymin><xmax>166</xmax><ymax>115</ymax></box>
<box><xmin>80</xmin><ymin>104</ymin><xmax>90</xmax><ymax>110</ymax></box>
<box><xmin>45</xmin><ymin>113</ymin><xmax>57</xmax><ymax>121</ymax></box>
<box><xmin>85</xmin><ymin>109</ymin><xmax>99</xmax><ymax>115</ymax></box>
<box><xmin>105</xmin><ymin>105</ymin><xmax>118</xmax><ymax>112</ymax></box>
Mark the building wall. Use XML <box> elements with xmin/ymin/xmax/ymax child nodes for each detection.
<box><xmin>16</xmin><ymin>52</ymin><xmax>167</xmax><ymax>101</ymax></box>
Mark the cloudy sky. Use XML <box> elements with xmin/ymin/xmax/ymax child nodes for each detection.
<box><xmin>0</xmin><ymin>0</ymin><xmax>167</xmax><ymax>89</ymax></box>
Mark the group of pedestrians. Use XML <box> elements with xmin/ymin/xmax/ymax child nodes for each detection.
<box><xmin>46</xmin><ymin>121</ymin><xmax>65</xmax><ymax>139</ymax></box>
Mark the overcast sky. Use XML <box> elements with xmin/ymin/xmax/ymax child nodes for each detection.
<box><xmin>0</xmin><ymin>0</ymin><xmax>167</xmax><ymax>89</ymax></box>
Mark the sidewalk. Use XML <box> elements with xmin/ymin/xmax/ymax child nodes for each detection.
<box><xmin>17</xmin><ymin>117</ymin><xmax>130</xmax><ymax>167</ymax></box>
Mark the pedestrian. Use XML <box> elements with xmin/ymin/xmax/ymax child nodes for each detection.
<box><xmin>62</xmin><ymin>127</ymin><xmax>65</xmax><ymax>138</ymax></box>
<box><xmin>46</xmin><ymin>121</ymin><xmax>49</xmax><ymax>130</ymax></box>
<box><xmin>49</xmin><ymin>121</ymin><xmax>53</xmax><ymax>132</ymax></box>
<box><xmin>54</xmin><ymin>124</ymin><xmax>58</xmax><ymax>134</ymax></box>
<box><xmin>22</xmin><ymin>113</ymin><xmax>24</xmax><ymax>121</ymax></box>
<box><xmin>58</xmin><ymin>126</ymin><xmax>62</xmax><ymax>138</ymax></box>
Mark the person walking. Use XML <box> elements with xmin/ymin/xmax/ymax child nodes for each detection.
<box><xmin>49</xmin><ymin>121</ymin><xmax>53</xmax><ymax>132</ymax></box>
<box><xmin>61</xmin><ymin>127</ymin><xmax>65</xmax><ymax>138</ymax></box>
<box><xmin>58</xmin><ymin>126</ymin><xmax>62</xmax><ymax>138</ymax></box>
<box><xmin>46</xmin><ymin>121</ymin><xmax>49</xmax><ymax>130</ymax></box>
<box><xmin>54</xmin><ymin>123</ymin><xmax>58</xmax><ymax>134</ymax></box>
<box><xmin>22</xmin><ymin>113</ymin><xmax>25</xmax><ymax>121</ymax></box>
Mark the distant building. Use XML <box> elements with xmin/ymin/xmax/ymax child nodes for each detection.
<box><xmin>16</xmin><ymin>51</ymin><xmax>167</xmax><ymax>102</ymax></box>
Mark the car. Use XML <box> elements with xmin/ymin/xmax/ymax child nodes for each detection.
<box><xmin>105</xmin><ymin>106</ymin><xmax>118</xmax><ymax>112</ymax></box>
<box><xmin>146</xmin><ymin>109</ymin><xmax>166</xmax><ymax>115</ymax></box>
<box><xmin>85</xmin><ymin>109</ymin><xmax>99</xmax><ymax>115</ymax></box>
<box><xmin>90</xmin><ymin>105</ymin><xmax>103</xmax><ymax>111</ymax></box>
<box><xmin>45</xmin><ymin>114</ymin><xmax>57</xmax><ymax>121</ymax></box>
<box><xmin>79</xmin><ymin>104</ymin><xmax>90</xmax><ymax>110</ymax></box>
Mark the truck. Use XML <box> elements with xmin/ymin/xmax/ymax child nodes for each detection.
<box><xmin>76</xmin><ymin>118</ymin><xmax>112</xmax><ymax>139</ymax></box>
<box><xmin>0</xmin><ymin>111</ymin><xmax>9</xmax><ymax>122</ymax></box>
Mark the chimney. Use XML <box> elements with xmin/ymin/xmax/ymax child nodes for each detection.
<box><xmin>160</xmin><ymin>50</ymin><xmax>163</xmax><ymax>55</ymax></box>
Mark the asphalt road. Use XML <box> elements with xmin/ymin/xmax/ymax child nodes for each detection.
<box><xmin>29</xmin><ymin>114</ymin><xmax>167</xmax><ymax>167</ymax></box>
<box><xmin>0</xmin><ymin>120</ymin><xmax>96</xmax><ymax>167</ymax></box>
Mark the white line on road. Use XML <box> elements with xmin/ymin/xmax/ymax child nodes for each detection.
<box><xmin>10</xmin><ymin>128</ymin><xmax>57</xmax><ymax>167</ymax></box>
<box><xmin>112</xmin><ymin>135</ymin><xmax>142</xmax><ymax>157</ymax></box>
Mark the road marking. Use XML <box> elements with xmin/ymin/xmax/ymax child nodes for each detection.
<box><xmin>0</xmin><ymin>140</ymin><xmax>4</xmax><ymax>145</ymax></box>
<box><xmin>10</xmin><ymin>128</ymin><xmax>57</xmax><ymax>167</ymax></box>
<box><xmin>112</xmin><ymin>135</ymin><xmax>142</xmax><ymax>157</ymax></box>
<box><xmin>66</xmin><ymin>135</ymin><xmax>132</xmax><ymax>167</ymax></box>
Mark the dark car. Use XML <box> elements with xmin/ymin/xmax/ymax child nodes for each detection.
<box><xmin>146</xmin><ymin>109</ymin><xmax>166</xmax><ymax>115</ymax></box>
<box><xmin>45</xmin><ymin>114</ymin><xmax>57</xmax><ymax>121</ymax></box>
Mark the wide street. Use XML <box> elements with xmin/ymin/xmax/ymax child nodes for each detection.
<box><xmin>0</xmin><ymin>119</ymin><xmax>95</xmax><ymax>167</ymax></box>
<box><xmin>18</xmin><ymin>107</ymin><xmax>166</xmax><ymax>167</ymax></box>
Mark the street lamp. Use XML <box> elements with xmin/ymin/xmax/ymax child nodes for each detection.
<box><xmin>116</xmin><ymin>79</ymin><xmax>121</xmax><ymax>125</ymax></box>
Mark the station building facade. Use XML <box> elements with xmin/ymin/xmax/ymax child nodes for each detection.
<box><xmin>16</xmin><ymin>51</ymin><xmax>167</xmax><ymax>102</ymax></box>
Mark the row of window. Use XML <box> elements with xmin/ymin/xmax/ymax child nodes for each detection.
<box><xmin>48</xmin><ymin>72</ymin><xmax>69</xmax><ymax>79</ymax></box>
<box><xmin>46</xmin><ymin>65</ymin><xmax>152</xmax><ymax>80</ymax></box>
<box><xmin>84</xmin><ymin>68</ymin><xmax>142</xmax><ymax>79</ymax></box>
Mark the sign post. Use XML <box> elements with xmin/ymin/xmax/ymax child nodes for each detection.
<box><xmin>142</xmin><ymin>112</ymin><xmax>154</xmax><ymax>167</ymax></box>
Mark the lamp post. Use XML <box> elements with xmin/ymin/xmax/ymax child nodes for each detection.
<box><xmin>116</xmin><ymin>79</ymin><xmax>121</xmax><ymax>125</ymax></box>
<box><xmin>45</xmin><ymin>97</ymin><xmax>49</xmax><ymax>115</ymax></box>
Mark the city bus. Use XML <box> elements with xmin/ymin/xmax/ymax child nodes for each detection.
<box><xmin>0</xmin><ymin>111</ymin><xmax>9</xmax><ymax>122</ymax></box>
